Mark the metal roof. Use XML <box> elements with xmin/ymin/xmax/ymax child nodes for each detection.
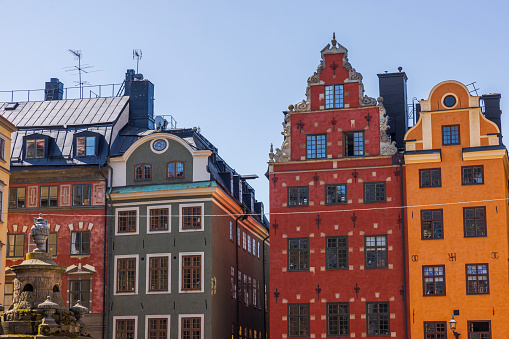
<box><xmin>0</xmin><ymin>96</ymin><xmax>129</xmax><ymax>127</ymax></box>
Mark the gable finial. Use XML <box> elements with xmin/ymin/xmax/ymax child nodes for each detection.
<box><xmin>331</xmin><ymin>32</ymin><xmax>337</xmax><ymax>47</ymax></box>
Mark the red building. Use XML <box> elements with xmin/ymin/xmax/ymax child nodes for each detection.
<box><xmin>268</xmin><ymin>35</ymin><xmax>407</xmax><ymax>338</ymax></box>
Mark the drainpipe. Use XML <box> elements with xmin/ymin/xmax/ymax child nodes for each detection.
<box><xmin>99</xmin><ymin>162</ymin><xmax>114</xmax><ymax>339</ymax></box>
<box><xmin>261</xmin><ymin>232</ymin><xmax>269</xmax><ymax>339</ymax></box>
<box><xmin>398</xmin><ymin>152</ymin><xmax>408</xmax><ymax>339</ymax></box>
<box><xmin>235</xmin><ymin>209</ymin><xmax>248</xmax><ymax>339</ymax></box>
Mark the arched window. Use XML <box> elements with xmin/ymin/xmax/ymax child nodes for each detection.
<box><xmin>23</xmin><ymin>284</ymin><xmax>34</xmax><ymax>292</ymax></box>
<box><xmin>134</xmin><ymin>163</ymin><xmax>151</xmax><ymax>181</ymax></box>
<box><xmin>53</xmin><ymin>285</ymin><xmax>60</xmax><ymax>292</ymax></box>
<box><xmin>167</xmin><ymin>161</ymin><xmax>185</xmax><ymax>179</ymax></box>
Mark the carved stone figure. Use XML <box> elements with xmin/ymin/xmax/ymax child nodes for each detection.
<box><xmin>274</xmin><ymin>113</ymin><xmax>291</xmax><ymax>162</ymax></box>
<box><xmin>378</xmin><ymin>97</ymin><xmax>397</xmax><ymax>155</ymax></box>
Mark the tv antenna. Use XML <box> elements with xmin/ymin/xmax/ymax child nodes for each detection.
<box><xmin>133</xmin><ymin>49</ymin><xmax>142</xmax><ymax>74</ymax></box>
<box><xmin>64</xmin><ymin>49</ymin><xmax>101</xmax><ymax>98</ymax></box>
<box><xmin>466</xmin><ymin>82</ymin><xmax>480</xmax><ymax>96</ymax></box>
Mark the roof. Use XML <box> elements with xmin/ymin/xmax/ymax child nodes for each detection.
<box><xmin>0</xmin><ymin>96</ymin><xmax>129</xmax><ymax>127</ymax></box>
<box><xmin>109</xmin><ymin>180</ymin><xmax>218</xmax><ymax>194</ymax></box>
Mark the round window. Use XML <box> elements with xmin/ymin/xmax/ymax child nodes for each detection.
<box><xmin>153</xmin><ymin>139</ymin><xmax>167</xmax><ymax>151</ymax></box>
<box><xmin>443</xmin><ymin>95</ymin><xmax>456</xmax><ymax>108</ymax></box>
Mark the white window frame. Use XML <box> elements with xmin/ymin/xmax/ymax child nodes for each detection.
<box><xmin>252</xmin><ymin>239</ymin><xmax>256</xmax><ymax>257</ymax></box>
<box><xmin>146</xmin><ymin>253</ymin><xmax>171</xmax><ymax>294</ymax></box>
<box><xmin>247</xmin><ymin>234</ymin><xmax>251</xmax><ymax>254</ymax></box>
<box><xmin>146</xmin><ymin>205</ymin><xmax>172</xmax><ymax>234</ymax></box>
<box><xmin>179</xmin><ymin>203</ymin><xmax>205</xmax><ymax>232</ymax></box>
<box><xmin>179</xmin><ymin>252</ymin><xmax>204</xmax><ymax>293</ymax></box>
<box><xmin>113</xmin><ymin>315</ymin><xmax>138</xmax><ymax>339</ymax></box>
<box><xmin>114</xmin><ymin>254</ymin><xmax>139</xmax><ymax>295</ymax></box>
<box><xmin>243</xmin><ymin>232</ymin><xmax>246</xmax><ymax>250</ymax></box>
<box><xmin>115</xmin><ymin>206</ymin><xmax>140</xmax><ymax>236</ymax></box>
<box><xmin>178</xmin><ymin>314</ymin><xmax>204</xmax><ymax>339</ymax></box>
<box><xmin>145</xmin><ymin>314</ymin><xmax>170</xmax><ymax>339</ymax></box>
<box><xmin>0</xmin><ymin>136</ymin><xmax>5</xmax><ymax>161</ymax></box>
<box><xmin>258</xmin><ymin>242</ymin><xmax>261</xmax><ymax>259</ymax></box>
<box><xmin>229</xmin><ymin>221</ymin><xmax>233</xmax><ymax>242</ymax></box>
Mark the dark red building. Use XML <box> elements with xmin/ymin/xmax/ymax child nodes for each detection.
<box><xmin>268</xmin><ymin>35</ymin><xmax>407</xmax><ymax>338</ymax></box>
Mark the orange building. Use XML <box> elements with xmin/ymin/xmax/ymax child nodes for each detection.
<box><xmin>403</xmin><ymin>81</ymin><xmax>509</xmax><ymax>338</ymax></box>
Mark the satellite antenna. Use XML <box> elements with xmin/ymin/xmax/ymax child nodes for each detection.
<box><xmin>154</xmin><ymin>116</ymin><xmax>168</xmax><ymax>131</ymax></box>
<box><xmin>133</xmin><ymin>49</ymin><xmax>142</xmax><ymax>74</ymax></box>
<box><xmin>65</xmin><ymin>49</ymin><xmax>101</xmax><ymax>99</ymax></box>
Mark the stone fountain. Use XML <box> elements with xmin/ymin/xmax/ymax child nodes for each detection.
<box><xmin>0</xmin><ymin>214</ymin><xmax>92</xmax><ymax>338</ymax></box>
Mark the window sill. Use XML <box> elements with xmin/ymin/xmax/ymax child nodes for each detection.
<box><xmin>70</xmin><ymin>254</ymin><xmax>90</xmax><ymax>259</ymax></box>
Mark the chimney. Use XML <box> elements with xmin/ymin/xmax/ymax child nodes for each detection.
<box><xmin>124</xmin><ymin>69</ymin><xmax>155</xmax><ymax>129</ymax></box>
<box><xmin>378</xmin><ymin>70</ymin><xmax>408</xmax><ymax>149</ymax></box>
<box><xmin>482</xmin><ymin>94</ymin><xmax>502</xmax><ymax>137</ymax></box>
<box><xmin>44</xmin><ymin>78</ymin><xmax>64</xmax><ymax>101</ymax></box>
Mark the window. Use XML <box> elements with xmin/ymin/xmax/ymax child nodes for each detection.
<box><xmin>134</xmin><ymin>163</ymin><xmax>152</xmax><ymax>181</ymax></box>
<box><xmin>306</xmin><ymin>134</ymin><xmax>326</xmax><ymax>159</ymax></box>
<box><xmin>248</xmin><ymin>276</ymin><xmax>252</xmax><ymax>305</ymax></box>
<box><xmin>115</xmin><ymin>318</ymin><xmax>136</xmax><ymax>339</ymax></box>
<box><xmin>421</xmin><ymin>209</ymin><xmax>443</xmax><ymax>239</ymax></box>
<box><xmin>247</xmin><ymin>234</ymin><xmax>252</xmax><ymax>253</ymax></box>
<box><xmin>288</xmin><ymin>304</ymin><xmax>310</xmax><ymax>337</ymax></box>
<box><xmin>25</xmin><ymin>138</ymin><xmax>45</xmax><ymax>158</ymax></box>
<box><xmin>71</xmin><ymin>231</ymin><xmax>90</xmax><ymax>255</ymax></box>
<box><xmin>40</xmin><ymin>185</ymin><xmax>58</xmax><ymax>207</ymax></box>
<box><xmin>288</xmin><ymin>187</ymin><xmax>309</xmax><ymax>207</ymax></box>
<box><xmin>325</xmin><ymin>84</ymin><xmax>344</xmax><ymax>109</ymax></box>
<box><xmin>326</xmin><ymin>184</ymin><xmax>347</xmax><ymax>204</ymax></box>
<box><xmin>468</xmin><ymin>321</ymin><xmax>491</xmax><ymax>338</ymax></box>
<box><xmin>68</xmin><ymin>279</ymin><xmax>91</xmax><ymax>309</ymax></box>
<box><xmin>423</xmin><ymin>265</ymin><xmax>445</xmax><ymax>296</ymax></box>
<box><xmin>9</xmin><ymin>187</ymin><xmax>26</xmax><ymax>209</ymax></box>
<box><xmin>167</xmin><ymin>161</ymin><xmax>185</xmax><ymax>178</ymax></box>
<box><xmin>4</xmin><ymin>280</ymin><xmax>13</xmax><ymax>306</ymax></box>
<box><xmin>238</xmin><ymin>271</ymin><xmax>242</xmax><ymax>302</ymax></box>
<box><xmin>343</xmin><ymin>131</ymin><xmax>364</xmax><ymax>157</ymax></box>
<box><xmin>420</xmin><ymin>168</ymin><xmax>441</xmax><ymax>188</ymax></box>
<box><xmin>231</xmin><ymin>267</ymin><xmax>236</xmax><ymax>299</ymax></box>
<box><xmin>181</xmin><ymin>317</ymin><xmax>201</xmax><ymax>339</ymax></box>
<box><xmin>7</xmin><ymin>233</ymin><xmax>24</xmax><ymax>257</ymax></box>
<box><xmin>147</xmin><ymin>317</ymin><xmax>168</xmax><ymax>339</ymax></box>
<box><xmin>148</xmin><ymin>256</ymin><xmax>169</xmax><ymax>292</ymax></box>
<box><xmin>365</xmin><ymin>235</ymin><xmax>388</xmax><ymax>268</ymax></box>
<box><xmin>47</xmin><ymin>232</ymin><xmax>57</xmax><ymax>256</ymax></box>
<box><xmin>252</xmin><ymin>239</ymin><xmax>256</xmax><ymax>257</ymax></box>
<box><xmin>253</xmin><ymin>278</ymin><xmax>257</xmax><ymax>308</ymax></box>
<box><xmin>118</xmin><ymin>210</ymin><xmax>137</xmax><ymax>233</ymax></box>
<box><xmin>181</xmin><ymin>254</ymin><xmax>202</xmax><ymax>291</ymax></box>
<box><xmin>244</xmin><ymin>274</ymin><xmax>248</xmax><ymax>305</ymax></box>
<box><xmin>149</xmin><ymin>208</ymin><xmax>169</xmax><ymax>232</ymax></box>
<box><xmin>367</xmin><ymin>302</ymin><xmax>390</xmax><ymax>336</ymax></box>
<box><xmin>462</xmin><ymin>166</ymin><xmax>483</xmax><ymax>185</ymax></box>
<box><xmin>243</xmin><ymin>232</ymin><xmax>247</xmax><ymax>250</ymax></box>
<box><xmin>466</xmin><ymin>264</ymin><xmax>489</xmax><ymax>294</ymax></box>
<box><xmin>237</xmin><ymin>228</ymin><xmax>241</xmax><ymax>247</ymax></box>
<box><xmin>116</xmin><ymin>257</ymin><xmax>137</xmax><ymax>293</ymax></box>
<box><xmin>442</xmin><ymin>125</ymin><xmax>460</xmax><ymax>145</ymax></box>
<box><xmin>76</xmin><ymin>136</ymin><xmax>96</xmax><ymax>156</ymax></box>
<box><xmin>182</xmin><ymin>206</ymin><xmax>202</xmax><ymax>230</ymax></box>
<box><xmin>464</xmin><ymin>207</ymin><xmax>486</xmax><ymax>237</ymax></box>
<box><xmin>327</xmin><ymin>303</ymin><xmax>349</xmax><ymax>336</ymax></box>
<box><xmin>423</xmin><ymin>321</ymin><xmax>447</xmax><ymax>339</ymax></box>
<box><xmin>73</xmin><ymin>184</ymin><xmax>91</xmax><ymax>206</ymax></box>
<box><xmin>363</xmin><ymin>182</ymin><xmax>386</xmax><ymax>203</ymax></box>
<box><xmin>230</xmin><ymin>221</ymin><xmax>233</xmax><ymax>242</ymax></box>
<box><xmin>0</xmin><ymin>137</ymin><xmax>5</xmax><ymax>161</ymax></box>
<box><xmin>326</xmin><ymin>236</ymin><xmax>348</xmax><ymax>269</ymax></box>
<box><xmin>288</xmin><ymin>238</ymin><xmax>309</xmax><ymax>271</ymax></box>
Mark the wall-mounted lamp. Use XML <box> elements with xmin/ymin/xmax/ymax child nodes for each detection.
<box><xmin>449</xmin><ymin>315</ymin><xmax>461</xmax><ymax>338</ymax></box>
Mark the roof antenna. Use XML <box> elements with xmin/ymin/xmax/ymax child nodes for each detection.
<box><xmin>65</xmin><ymin>50</ymin><xmax>100</xmax><ymax>99</ymax></box>
<box><xmin>466</xmin><ymin>81</ymin><xmax>480</xmax><ymax>96</ymax></box>
<box><xmin>331</xmin><ymin>32</ymin><xmax>337</xmax><ymax>47</ymax></box>
<box><xmin>133</xmin><ymin>49</ymin><xmax>142</xmax><ymax>74</ymax></box>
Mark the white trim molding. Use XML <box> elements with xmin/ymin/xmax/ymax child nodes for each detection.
<box><xmin>146</xmin><ymin>204</ymin><xmax>172</xmax><ymax>234</ymax></box>
<box><xmin>178</xmin><ymin>252</ymin><xmax>205</xmax><ymax>293</ymax></box>
<box><xmin>179</xmin><ymin>203</ymin><xmax>205</xmax><ymax>232</ymax></box>
<box><xmin>145</xmin><ymin>314</ymin><xmax>171</xmax><ymax>339</ymax></box>
<box><xmin>178</xmin><ymin>314</ymin><xmax>204</xmax><ymax>339</ymax></box>
<box><xmin>113</xmin><ymin>315</ymin><xmax>138</xmax><ymax>339</ymax></box>
<box><xmin>150</xmin><ymin>138</ymin><xmax>169</xmax><ymax>154</ymax></box>
<box><xmin>113</xmin><ymin>254</ymin><xmax>140</xmax><ymax>295</ymax></box>
<box><xmin>115</xmin><ymin>206</ymin><xmax>140</xmax><ymax>236</ymax></box>
<box><xmin>146</xmin><ymin>253</ymin><xmax>171</xmax><ymax>294</ymax></box>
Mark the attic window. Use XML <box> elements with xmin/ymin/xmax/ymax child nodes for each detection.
<box><xmin>76</xmin><ymin>136</ymin><xmax>96</xmax><ymax>156</ymax></box>
<box><xmin>26</xmin><ymin>139</ymin><xmax>45</xmax><ymax>159</ymax></box>
<box><xmin>5</xmin><ymin>102</ymin><xmax>18</xmax><ymax>110</ymax></box>
<box><xmin>325</xmin><ymin>85</ymin><xmax>344</xmax><ymax>109</ymax></box>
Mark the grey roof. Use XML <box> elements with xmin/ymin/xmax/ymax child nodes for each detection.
<box><xmin>0</xmin><ymin>96</ymin><xmax>129</xmax><ymax>127</ymax></box>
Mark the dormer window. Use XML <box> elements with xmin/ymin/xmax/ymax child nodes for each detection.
<box><xmin>167</xmin><ymin>161</ymin><xmax>184</xmax><ymax>178</ymax></box>
<box><xmin>325</xmin><ymin>85</ymin><xmax>344</xmax><ymax>109</ymax></box>
<box><xmin>26</xmin><ymin>139</ymin><xmax>45</xmax><ymax>159</ymax></box>
<box><xmin>77</xmin><ymin>136</ymin><xmax>96</xmax><ymax>156</ymax></box>
<box><xmin>135</xmin><ymin>163</ymin><xmax>152</xmax><ymax>181</ymax></box>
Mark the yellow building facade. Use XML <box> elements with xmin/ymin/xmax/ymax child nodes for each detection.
<box><xmin>404</xmin><ymin>81</ymin><xmax>509</xmax><ymax>338</ymax></box>
<box><xmin>0</xmin><ymin>114</ymin><xmax>16</xmax><ymax>307</ymax></box>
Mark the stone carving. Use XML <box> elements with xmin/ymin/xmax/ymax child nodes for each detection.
<box><xmin>343</xmin><ymin>56</ymin><xmax>352</xmax><ymax>71</ymax></box>
<box><xmin>378</xmin><ymin>97</ymin><xmax>397</xmax><ymax>155</ymax></box>
<box><xmin>294</xmin><ymin>99</ymin><xmax>310</xmax><ymax>112</ymax></box>
<box><xmin>30</xmin><ymin>214</ymin><xmax>49</xmax><ymax>251</ymax></box>
<box><xmin>360</xmin><ymin>95</ymin><xmax>377</xmax><ymax>107</ymax></box>
<box><xmin>273</xmin><ymin>112</ymin><xmax>291</xmax><ymax>162</ymax></box>
<box><xmin>307</xmin><ymin>72</ymin><xmax>320</xmax><ymax>84</ymax></box>
<box><xmin>349</xmin><ymin>68</ymin><xmax>363</xmax><ymax>81</ymax></box>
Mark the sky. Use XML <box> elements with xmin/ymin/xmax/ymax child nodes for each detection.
<box><xmin>1</xmin><ymin>0</ymin><xmax>508</xmax><ymax>215</ymax></box>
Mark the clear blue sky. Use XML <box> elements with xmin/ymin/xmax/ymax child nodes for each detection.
<box><xmin>1</xmin><ymin>0</ymin><xmax>508</xmax><ymax>214</ymax></box>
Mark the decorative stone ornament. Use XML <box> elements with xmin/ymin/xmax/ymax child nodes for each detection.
<box><xmin>274</xmin><ymin>112</ymin><xmax>291</xmax><ymax>162</ymax></box>
<box><xmin>70</xmin><ymin>300</ymin><xmax>89</xmax><ymax>323</ymax></box>
<box><xmin>30</xmin><ymin>214</ymin><xmax>49</xmax><ymax>251</ymax></box>
<box><xmin>38</xmin><ymin>296</ymin><xmax>59</xmax><ymax>325</ymax></box>
<box><xmin>378</xmin><ymin>97</ymin><xmax>398</xmax><ymax>156</ymax></box>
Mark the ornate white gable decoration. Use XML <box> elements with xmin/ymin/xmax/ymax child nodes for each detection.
<box><xmin>378</xmin><ymin>97</ymin><xmax>397</xmax><ymax>156</ymax></box>
<box><xmin>269</xmin><ymin>112</ymin><xmax>291</xmax><ymax>162</ymax></box>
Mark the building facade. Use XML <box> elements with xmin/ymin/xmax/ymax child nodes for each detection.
<box><xmin>107</xmin><ymin>129</ymin><xmax>270</xmax><ymax>339</ymax></box>
<box><xmin>268</xmin><ymin>36</ymin><xmax>407</xmax><ymax>338</ymax></box>
<box><xmin>404</xmin><ymin>81</ymin><xmax>509</xmax><ymax>338</ymax></box>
